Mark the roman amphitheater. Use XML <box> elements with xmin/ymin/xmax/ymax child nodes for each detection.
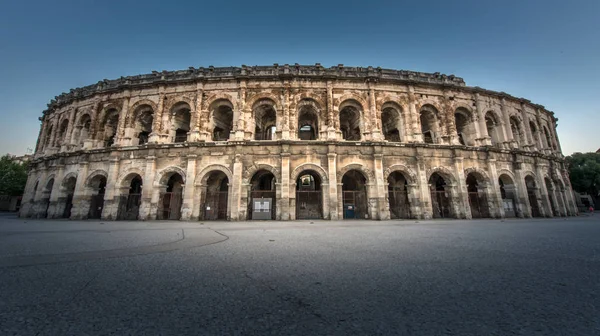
<box><xmin>20</xmin><ymin>64</ymin><xmax>577</xmax><ymax>221</ymax></box>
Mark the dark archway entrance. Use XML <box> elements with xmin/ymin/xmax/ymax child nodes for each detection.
<box><xmin>248</xmin><ymin>170</ymin><xmax>276</xmax><ymax>220</ymax></box>
<box><xmin>158</xmin><ymin>173</ymin><xmax>184</xmax><ymax>220</ymax></box>
<box><xmin>88</xmin><ymin>175</ymin><xmax>107</xmax><ymax>219</ymax></box>
<box><xmin>429</xmin><ymin>173</ymin><xmax>452</xmax><ymax>218</ymax></box>
<box><xmin>202</xmin><ymin>171</ymin><xmax>229</xmax><ymax>220</ymax></box>
<box><xmin>342</xmin><ymin>170</ymin><xmax>368</xmax><ymax>219</ymax></box>
<box><xmin>61</xmin><ymin>176</ymin><xmax>77</xmax><ymax>218</ymax></box>
<box><xmin>388</xmin><ymin>171</ymin><xmax>411</xmax><ymax>219</ymax></box>
<box><xmin>118</xmin><ymin>175</ymin><xmax>142</xmax><ymax>220</ymax></box>
<box><xmin>466</xmin><ymin>173</ymin><xmax>490</xmax><ymax>218</ymax></box>
<box><xmin>296</xmin><ymin>171</ymin><xmax>323</xmax><ymax>219</ymax></box>
<box><xmin>498</xmin><ymin>174</ymin><xmax>517</xmax><ymax>217</ymax></box>
<box><xmin>40</xmin><ymin>178</ymin><xmax>54</xmax><ymax>218</ymax></box>
<box><xmin>525</xmin><ymin>176</ymin><xmax>542</xmax><ymax>217</ymax></box>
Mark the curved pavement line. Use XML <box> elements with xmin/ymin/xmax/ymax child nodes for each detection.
<box><xmin>0</xmin><ymin>228</ymin><xmax>229</xmax><ymax>269</ymax></box>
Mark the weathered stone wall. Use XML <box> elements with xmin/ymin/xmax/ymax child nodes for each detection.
<box><xmin>21</xmin><ymin>65</ymin><xmax>576</xmax><ymax>221</ymax></box>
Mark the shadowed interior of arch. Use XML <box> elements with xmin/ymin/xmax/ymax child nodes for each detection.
<box><xmin>117</xmin><ymin>174</ymin><xmax>142</xmax><ymax>220</ymax></box>
<box><xmin>429</xmin><ymin>173</ymin><xmax>452</xmax><ymax>218</ymax></box>
<box><xmin>342</xmin><ymin>169</ymin><xmax>367</xmax><ymax>219</ymax></box>
<box><xmin>248</xmin><ymin>169</ymin><xmax>276</xmax><ymax>219</ymax></box>
<box><xmin>158</xmin><ymin>173</ymin><xmax>184</xmax><ymax>220</ymax></box>
<box><xmin>388</xmin><ymin>171</ymin><xmax>411</xmax><ymax>219</ymax></box>
<box><xmin>201</xmin><ymin>171</ymin><xmax>229</xmax><ymax>220</ymax></box>
<box><xmin>466</xmin><ymin>173</ymin><xmax>491</xmax><ymax>218</ymax></box>
<box><xmin>296</xmin><ymin>170</ymin><xmax>323</xmax><ymax>219</ymax></box>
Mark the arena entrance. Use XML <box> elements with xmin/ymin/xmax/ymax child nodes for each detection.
<box><xmin>387</xmin><ymin>171</ymin><xmax>411</xmax><ymax>219</ymax></box>
<box><xmin>498</xmin><ymin>174</ymin><xmax>517</xmax><ymax>217</ymax></box>
<box><xmin>296</xmin><ymin>171</ymin><xmax>323</xmax><ymax>219</ymax></box>
<box><xmin>88</xmin><ymin>175</ymin><xmax>106</xmax><ymax>219</ymax></box>
<box><xmin>342</xmin><ymin>170</ymin><xmax>368</xmax><ymax>219</ymax></box>
<box><xmin>429</xmin><ymin>173</ymin><xmax>452</xmax><ymax>218</ymax></box>
<box><xmin>117</xmin><ymin>174</ymin><xmax>142</xmax><ymax>220</ymax></box>
<box><xmin>525</xmin><ymin>176</ymin><xmax>542</xmax><ymax>217</ymax></box>
<box><xmin>201</xmin><ymin>171</ymin><xmax>229</xmax><ymax>220</ymax></box>
<box><xmin>466</xmin><ymin>173</ymin><xmax>490</xmax><ymax>218</ymax></box>
<box><xmin>61</xmin><ymin>176</ymin><xmax>77</xmax><ymax>218</ymax></box>
<box><xmin>248</xmin><ymin>170</ymin><xmax>276</xmax><ymax>220</ymax></box>
<box><xmin>158</xmin><ymin>173</ymin><xmax>184</xmax><ymax>220</ymax></box>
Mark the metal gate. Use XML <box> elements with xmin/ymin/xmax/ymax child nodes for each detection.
<box><xmin>468</xmin><ymin>192</ymin><xmax>490</xmax><ymax>218</ymax></box>
<box><xmin>528</xmin><ymin>191</ymin><xmax>542</xmax><ymax>217</ymax></box>
<box><xmin>296</xmin><ymin>191</ymin><xmax>322</xmax><ymax>219</ymax></box>
<box><xmin>88</xmin><ymin>194</ymin><xmax>105</xmax><ymax>219</ymax></box>
<box><xmin>158</xmin><ymin>192</ymin><xmax>183</xmax><ymax>220</ymax></box>
<box><xmin>248</xmin><ymin>191</ymin><xmax>276</xmax><ymax>220</ymax></box>
<box><xmin>388</xmin><ymin>188</ymin><xmax>411</xmax><ymax>219</ymax></box>
<box><xmin>202</xmin><ymin>191</ymin><xmax>228</xmax><ymax>220</ymax></box>
<box><xmin>62</xmin><ymin>194</ymin><xmax>74</xmax><ymax>218</ymax></box>
<box><xmin>117</xmin><ymin>193</ymin><xmax>142</xmax><ymax>220</ymax></box>
<box><xmin>343</xmin><ymin>190</ymin><xmax>367</xmax><ymax>219</ymax></box>
<box><xmin>431</xmin><ymin>191</ymin><xmax>451</xmax><ymax>218</ymax></box>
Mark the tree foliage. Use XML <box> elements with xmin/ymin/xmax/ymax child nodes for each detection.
<box><xmin>565</xmin><ymin>152</ymin><xmax>600</xmax><ymax>197</ymax></box>
<box><xmin>0</xmin><ymin>155</ymin><xmax>29</xmax><ymax>196</ymax></box>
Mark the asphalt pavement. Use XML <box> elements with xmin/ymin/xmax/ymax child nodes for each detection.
<box><xmin>1</xmin><ymin>214</ymin><xmax>599</xmax><ymax>335</ymax></box>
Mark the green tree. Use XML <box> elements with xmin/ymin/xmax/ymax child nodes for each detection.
<box><xmin>0</xmin><ymin>155</ymin><xmax>29</xmax><ymax>196</ymax></box>
<box><xmin>565</xmin><ymin>152</ymin><xmax>600</xmax><ymax>200</ymax></box>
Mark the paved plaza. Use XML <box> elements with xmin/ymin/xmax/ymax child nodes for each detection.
<box><xmin>0</xmin><ymin>213</ymin><xmax>599</xmax><ymax>335</ymax></box>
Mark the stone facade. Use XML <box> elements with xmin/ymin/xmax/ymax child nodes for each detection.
<box><xmin>20</xmin><ymin>64</ymin><xmax>578</xmax><ymax>221</ymax></box>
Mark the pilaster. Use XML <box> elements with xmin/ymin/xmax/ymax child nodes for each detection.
<box><xmin>102</xmin><ymin>157</ymin><xmax>121</xmax><ymax>220</ymax></box>
<box><xmin>327</xmin><ymin>149</ymin><xmax>339</xmax><ymax>219</ymax></box>
<box><xmin>139</xmin><ymin>156</ymin><xmax>156</xmax><ymax>220</ymax></box>
<box><xmin>181</xmin><ymin>154</ymin><xmax>197</xmax><ymax>220</ymax></box>
<box><xmin>70</xmin><ymin>161</ymin><xmax>89</xmax><ymax>219</ymax></box>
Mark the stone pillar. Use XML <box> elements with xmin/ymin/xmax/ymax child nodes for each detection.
<box><xmin>149</xmin><ymin>92</ymin><xmax>165</xmax><ymax>143</ymax></box>
<box><xmin>406</xmin><ymin>183</ymin><xmax>423</xmax><ymax>219</ymax></box>
<box><xmin>116</xmin><ymin>96</ymin><xmax>130</xmax><ymax>146</ymax></box>
<box><xmin>326</xmin><ymin>81</ymin><xmax>337</xmax><ymax>140</ymax></box>
<box><xmin>535</xmin><ymin>163</ymin><xmax>552</xmax><ymax>217</ymax></box>
<box><xmin>327</xmin><ymin>151</ymin><xmax>339</xmax><ymax>219</ymax></box>
<box><xmin>63</xmin><ymin>107</ymin><xmax>77</xmax><ymax>151</ymax></box>
<box><xmin>501</xmin><ymin>98</ymin><xmax>514</xmax><ymax>148</ymax></box>
<box><xmin>102</xmin><ymin>158</ymin><xmax>121</xmax><ymax>220</ymax></box>
<box><xmin>373</xmin><ymin>151</ymin><xmax>387</xmax><ymax>219</ymax></box>
<box><xmin>139</xmin><ymin>156</ymin><xmax>156</xmax><ymax>220</ymax></box>
<box><xmin>513</xmin><ymin>165</ymin><xmax>532</xmax><ymax>218</ymax></box>
<box><xmin>70</xmin><ymin>161</ymin><xmax>89</xmax><ymax>219</ymax></box>
<box><xmin>20</xmin><ymin>169</ymin><xmax>39</xmax><ymax>218</ymax></box>
<box><xmin>453</xmin><ymin>156</ymin><xmax>470</xmax><ymax>219</ymax></box>
<box><xmin>181</xmin><ymin>155</ymin><xmax>197</xmax><ymax>220</ymax></box>
<box><xmin>235</xmin><ymin>82</ymin><xmax>246</xmax><ymax>141</ymax></box>
<box><xmin>188</xmin><ymin>90</ymin><xmax>201</xmax><ymax>142</ymax></box>
<box><xmin>46</xmin><ymin>165</ymin><xmax>65</xmax><ymax>219</ymax></box>
<box><xmin>280</xmin><ymin>151</ymin><xmax>291</xmax><ymax>220</ymax></box>
<box><xmin>32</xmin><ymin>167</ymin><xmax>49</xmax><ymax>218</ymax></box>
<box><xmin>520</xmin><ymin>103</ymin><xmax>535</xmax><ymax>151</ymax></box>
<box><xmin>415</xmin><ymin>154</ymin><xmax>432</xmax><ymax>219</ymax></box>
<box><xmin>408</xmin><ymin>86</ymin><xmax>421</xmax><ymax>143</ymax></box>
<box><xmin>281</xmin><ymin>85</ymin><xmax>291</xmax><ymax>140</ymax></box>
<box><xmin>230</xmin><ymin>153</ymin><xmax>244</xmax><ymax>220</ymax></box>
<box><xmin>486</xmin><ymin>157</ymin><xmax>504</xmax><ymax>218</ymax></box>
<box><xmin>369</xmin><ymin>84</ymin><xmax>382</xmax><ymax>141</ymax></box>
<box><xmin>474</xmin><ymin>93</ymin><xmax>491</xmax><ymax>146</ymax></box>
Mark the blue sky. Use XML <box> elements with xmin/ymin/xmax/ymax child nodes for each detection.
<box><xmin>0</xmin><ymin>0</ymin><xmax>598</xmax><ymax>155</ymax></box>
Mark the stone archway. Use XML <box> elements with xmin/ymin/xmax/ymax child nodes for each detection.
<box><xmin>525</xmin><ymin>175</ymin><xmax>542</xmax><ymax>218</ymax></box>
<box><xmin>248</xmin><ymin>169</ymin><xmax>277</xmax><ymax>220</ymax></box>
<box><xmin>341</xmin><ymin>169</ymin><xmax>368</xmax><ymax>219</ymax></box>
<box><xmin>200</xmin><ymin>170</ymin><xmax>230</xmax><ymax>220</ymax></box>
<box><xmin>387</xmin><ymin>171</ymin><xmax>411</xmax><ymax>219</ymax></box>
<box><xmin>117</xmin><ymin>173</ymin><xmax>143</xmax><ymax>220</ymax></box>
<box><xmin>498</xmin><ymin>173</ymin><xmax>518</xmax><ymax>217</ymax></box>
<box><xmin>295</xmin><ymin>170</ymin><xmax>324</xmax><ymax>219</ymax></box>
<box><xmin>465</xmin><ymin>171</ymin><xmax>492</xmax><ymax>219</ymax></box>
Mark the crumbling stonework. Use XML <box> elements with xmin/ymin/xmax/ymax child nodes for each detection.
<box><xmin>20</xmin><ymin>64</ymin><xmax>577</xmax><ymax>221</ymax></box>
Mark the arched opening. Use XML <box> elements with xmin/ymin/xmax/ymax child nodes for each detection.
<box><xmin>466</xmin><ymin>173</ymin><xmax>491</xmax><ymax>218</ymax></box>
<box><xmin>387</xmin><ymin>171</ymin><xmax>411</xmax><ymax>219</ymax></box>
<box><xmin>342</xmin><ymin>170</ymin><xmax>368</xmax><ymax>219</ymax></box>
<box><xmin>420</xmin><ymin>105</ymin><xmax>440</xmax><ymax>144</ymax></box>
<box><xmin>100</xmin><ymin>109</ymin><xmax>119</xmax><ymax>147</ymax></box>
<box><xmin>117</xmin><ymin>174</ymin><xmax>143</xmax><ymax>220</ymax></box>
<box><xmin>88</xmin><ymin>175</ymin><xmax>107</xmax><ymax>219</ymax></box>
<box><xmin>133</xmin><ymin>105</ymin><xmax>154</xmax><ymax>145</ymax></box>
<box><xmin>201</xmin><ymin>171</ymin><xmax>229</xmax><ymax>220</ymax></box>
<box><xmin>544</xmin><ymin>177</ymin><xmax>558</xmax><ymax>216</ymax></box>
<box><xmin>254</xmin><ymin>101</ymin><xmax>277</xmax><ymax>140</ymax></box>
<box><xmin>543</xmin><ymin>126</ymin><xmax>554</xmax><ymax>150</ymax></box>
<box><xmin>429</xmin><ymin>173</ymin><xmax>452</xmax><ymax>218</ymax></box>
<box><xmin>158</xmin><ymin>173</ymin><xmax>184</xmax><ymax>220</ymax></box>
<box><xmin>248</xmin><ymin>170</ymin><xmax>276</xmax><ymax>219</ymax></box>
<box><xmin>510</xmin><ymin>117</ymin><xmax>524</xmax><ymax>147</ymax></box>
<box><xmin>498</xmin><ymin>174</ymin><xmax>517</xmax><ymax>217</ymax></box>
<box><xmin>485</xmin><ymin>112</ymin><xmax>500</xmax><ymax>146</ymax></box>
<box><xmin>381</xmin><ymin>104</ymin><xmax>402</xmax><ymax>142</ymax></box>
<box><xmin>211</xmin><ymin>100</ymin><xmax>233</xmax><ymax>141</ymax></box>
<box><xmin>529</xmin><ymin>120</ymin><xmax>542</xmax><ymax>149</ymax></box>
<box><xmin>57</xmin><ymin>119</ymin><xmax>69</xmax><ymax>147</ymax></box>
<box><xmin>40</xmin><ymin>178</ymin><xmax>54</xmax><ymax>218</ymax></box>
<box><xmin>44</xmin><ymin>125</ymin><xmax>53</xmax><ymax>150</ymax></box>
<box><xmin>525</xmin><ymin>175</ymin><xmax>542</xmax><ymax>217</ymax></box>
<box><xmin>61</xmin><ymin>176</ymin><xmax>77</xmax><ymax>218</ymax></box>
<box><xmin>296</xmin><ymin>171</ymin><xmax>323</xmax><ymax>219</ymax></box>
<box><xmin>298</xmin><ymin>106</ymin><xmax>318</xmax><ymax>140</ymax></box>
<box><xmin>339</xmin><ymin>101</ymin><xmax>362</xmax><ymax>141</ymax></box>
<box><xmin>454</xmin><ymin>108</ymin><xmax>476</xmax><ymax>146</ymax></box>
<box><xmin>171</xmin><ymin>103</ymin><xmax>191</xmax><ymax>143</ymax></box>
